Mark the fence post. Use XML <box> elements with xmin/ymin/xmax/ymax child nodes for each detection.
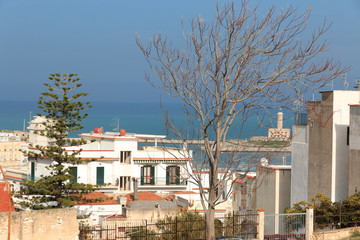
<box><xmin>175</xmin><ymin>216</ymin><xmax>178</xmax><ymax>240</ymax></box>
<box><xmin>339</xmin><ymin>200</ymin><xmax>342</xmax><ymax>228</ymax></box>
<box><xmin>146</xmin><ymin>220</ymin><xmax>148</xmax><ymax>240</ymax></box>
<box><xmin>306</xmin><ymin>206</ymin><xmax>315</xmax><ymax>240</ymax></box>
<box><xmin>233</xmin><ymin>211</ymin><xmax>235</xmax><ymax>237</ymax></box>
<box><xmin>257</xmin><ymin>209</ymin><xmax>264</xmax><ymax>240</ymax></box>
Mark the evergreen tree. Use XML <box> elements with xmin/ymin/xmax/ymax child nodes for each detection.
<box><xmin>20</xmin><ymin>73</ymin><xmax>98</xmax><ymax>208</ymax></box>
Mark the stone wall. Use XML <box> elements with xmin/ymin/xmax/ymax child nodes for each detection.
<box><xmin>0</xmin><ymin>208</ymin><xmax>79</xmax><ymax>240</ymax></box>
<box><xmin>314</xmin><ymin>227</ymin><xmax>360</xmax><ymax>240</ymax></box>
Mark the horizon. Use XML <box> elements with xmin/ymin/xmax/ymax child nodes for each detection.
<box><xmin>0</xmin><ymin>0</ymin><xmax>359</xmax><ymax>103</ymax></box>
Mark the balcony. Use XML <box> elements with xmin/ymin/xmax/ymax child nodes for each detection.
<box><xmin>294</xmin><ymin>112</ymin><xmax>307</xmax><ymax>125</ymax></box>
<box><xmin>139</xmin><ymin>177</ymin><xmax>188</xmax><ymax>189</ymax></box>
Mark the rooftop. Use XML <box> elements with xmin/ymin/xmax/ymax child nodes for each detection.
<box><xmin>125</xmin><ymin>191</ymin><xmax>165</xmax><ymax>205</ymax></box>
<box><xmin>75</xmin><ymin>191</ymin><xmax>118</xmax><ymax>205</ymax></box>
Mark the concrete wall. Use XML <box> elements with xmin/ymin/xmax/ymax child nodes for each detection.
<box><xmin>0</xmin><ymin>208</ymin><xmax>78</xmax><ymax>240</ymax></box>
<box><xmin>307</xmin><ymin>96</ymin><xmax>333</xmax><ymax>201</ymax></box>
<box><xmin>126</xmin><ymin>208</ymin><xmax>178</xmax><ymax>224</ymax></box>
<box><xmin>349</xmin><ymin>105</ymin><xmax>360</xmax><ymax>196</ymax></box>
<box><xmin>256</xmin><ymin>167</ymin><xmax>276</xmax><ymax>214</ymax></box>
<box><xmin>278</xmin><ymin>169</ymin><xmax>291</xmax><ymax>213</ymax></box>
<box><xmin>291</xmin><ymin>124</ymin><xmax>308</xmax><ymax>205</ymax></box>
<box><xmin>331</xmin><ymin>91</ymin><xmax>360</xmax><ymax>201</ymax></box>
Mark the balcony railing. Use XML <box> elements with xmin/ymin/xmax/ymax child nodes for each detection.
<box><xmin>294</xmin><ymin>112</ymin><xmax>307</xmax><ymax>125</ymax></box>
<box><xmin>140</xmin><ymin>177</ymin><xmax>187</xmax><ymax>186</ymax></box>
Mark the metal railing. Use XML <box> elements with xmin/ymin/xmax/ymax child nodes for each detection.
<box><xmin>294</xmin><ymin>112</ymin><xmax>307</xmax><ymax>125</ymax></box>
<box><xmin>264</xmin><ymin>213</ymin><xmax>306</xmax><ymax>239</ymax></box>
<box><xmin>79</xmin><ymin>211</ymin><xmax>258</xmax><ymax>240</ymax></box>
<box><xmin>139</xmin><ymin>177</ymin><xmax>187</xmax><ymax>186</ymax></box>
<box><xmin>315</xmin><ymin>201</ymin><xmax>360</xmax><ymax>230</ymax></box>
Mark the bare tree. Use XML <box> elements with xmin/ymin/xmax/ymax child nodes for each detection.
<box><xmin>137</xmin><ymin>1</ymin><xmax>345</xmax><ymax>239</ymax></box>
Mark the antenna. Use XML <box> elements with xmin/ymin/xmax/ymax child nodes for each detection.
<box><xmin>354</xmin><ymin>78</ymin><xmax>360</xmax><ymax>91</ymax></box>
<box><xmin>342</xmin><ymin>73</ymin><xmax>349</xmax><ymax>90</ymax></box>
<box><xmin>112</xmin><ymin>117</ymin><xmax>120</xmax><ymax>132</ymax></box>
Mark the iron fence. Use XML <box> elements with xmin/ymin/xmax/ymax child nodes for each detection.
<box><xmin>264</xmin><ymin>213</ymin><xmax>306</xmax><ymax>240</ymax></box>
<box><xmin>79</xmin><ymin>211</ymin><xmax>258</xmax><ymax>240</ymax></box>
<box><xmin>315</xmin><ymin>201</ymin><xmax>360</xmax><ymax>230</ymax></box>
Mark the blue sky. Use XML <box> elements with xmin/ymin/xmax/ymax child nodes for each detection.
<box><xmin>0</xmin><ymin>0</ymin><xmax>359</xmax><ymax>103</ymax></box>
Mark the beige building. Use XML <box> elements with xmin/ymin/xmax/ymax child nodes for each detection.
<box><xmin>0</xmin><ymin>141</ymin><xmax>24</xmax><ymax>167</ymax></box>
<box><xmin>268</xmin><ymin>111</ymin><xmax>290</xmax><ymax>140</ymax></box>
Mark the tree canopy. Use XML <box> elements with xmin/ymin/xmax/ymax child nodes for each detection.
<box><xmin>20</xmin><ymin>73</ymin><xmax>98</xmax><ymax>208</ymax></box>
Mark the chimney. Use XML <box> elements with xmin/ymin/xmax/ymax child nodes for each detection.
<box><xmin>133</xmin><ymin>178</ymin><xmax>138</xmax><ymax>201</ymax></box>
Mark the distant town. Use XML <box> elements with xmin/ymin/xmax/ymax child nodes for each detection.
<box><xmin>2</xmin><ymin>89</ymin><xmax>360</xmax><ymax>239</ymax></box>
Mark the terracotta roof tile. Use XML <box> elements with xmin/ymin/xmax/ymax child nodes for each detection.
<box><xmin>125</xmin><ymin>191</ymin><xmax>165</xmax><ymax>205</ymax></box>
<box><xmin>75</xmin><ymin>192</ymin><xmax>118</xmax><ymax>205</ymax></box>
<box><xmin>0</xmin><ymin>182</ymin><xmax>14</xmax><ymax>212</ymax></box>
<box><xmin>100</xmin><ymin>214</ymin><xmax>126</xmax><ymax>219</ymax></box>
<box><xmin>166</xmin><ymin>191</ymin><xmax>198</xmax><ymax>201</ymax></box>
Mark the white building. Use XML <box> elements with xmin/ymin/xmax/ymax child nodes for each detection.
<box><xmin>28</xmin><ymin>128</ymin><xmax>192</xmax><ymax>194</ymax></box>
<box><xmin>291</xmin><ymin>90</ymin><xmax>360</xmax><ymax>204</ymax></box>
<box><xmin>28</xmin><ymin>116</ymin><xmax>55</xmax><ymax>147</ymax></box>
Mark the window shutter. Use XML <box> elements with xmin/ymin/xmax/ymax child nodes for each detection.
<box><xmin>176</xmin><ymin>166</ymin><xmax>180</xmax><ymax>185</ymax></box>
<box><xmin>166</xmin><ymin>166</ymin><xmax>169</xmax><ymax>185</ymax></box>
<box><xmin>150</xmin><ymin>166</ymin><xmax>155</xmax><ymax>185</ymax></box>
<box><xmin>140</xmin><ymin>166</ymin><xmax>144</xmax><ymax>185</ymax></box>
<box><xmin>96</xmin><ymin>167</ymin><xmax>104</xmax><ymax>185</ymax></box>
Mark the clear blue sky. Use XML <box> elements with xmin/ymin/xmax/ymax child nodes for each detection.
<box><xmin>0</xmin><ymin>0</ymin><xmax>359</xmax><ymax>103</ymax></box>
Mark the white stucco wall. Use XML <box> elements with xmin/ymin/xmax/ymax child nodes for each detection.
<box><xmin>291</xmin><ymin>124</ymin><xmax>308</xmax><ymax>206</ymax></box>
<box><xmin>75</xmin><ymin>204</ymin><xmax>123</xmax><ymax>224</ymax></box>
<box><xmin>332</xmin><ymin>91</ymin><xmax>360</xmax><ymax>201</ymax></box>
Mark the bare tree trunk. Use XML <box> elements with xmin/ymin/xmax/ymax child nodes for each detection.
<box><xmin>206</xmin><ymin>159</ymin><xmax>218</xmax><ymax>240</ymax></box>
<box><xmin>206</xmin><ymin>207</ymin><xmax>215</xmax><ymax>240</ymax></box>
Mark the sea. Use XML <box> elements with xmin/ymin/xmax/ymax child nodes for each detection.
<box><xmin>0</xmin><ymin>100</ymin><xmax>293</xmax><ymax>167</ymax></box>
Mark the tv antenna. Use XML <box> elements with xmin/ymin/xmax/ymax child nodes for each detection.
<box><xmin>112</xmin><ymin>117</ymin><xmax>120</xmax><ymax>132</ymax></box>
<box><xmin>342</xmin><ymin>73</ymin><xmax>349</xmax><ymax>90</ymax></box>
<box><xmin>355</xmin><ymin>78</ymin><xmax>360</xmax><ymax>91</ymax></box>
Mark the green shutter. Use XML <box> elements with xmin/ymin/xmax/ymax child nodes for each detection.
<box><xmin>150</xmin><ymin>166</ymin><xmax>155</xmax><ymax>185</ymax></box>
<box><xmin>140</xmin><ymin>166</ymin><xmax>144</xmax><ymax>185</ymax></box>
<box><xmin>96</xmin><ymin>167</ymin><xmax>104</xmax><ymax>185</ymax></box>
<box><xmin>176</xmin><ymin>166</ymin><xmax>180</xmax><ymax>185</ymax></box>
<box><xmin>70</xmin><ymin>167</ymin><xmax>77</xmax><ymax>183</ymax></box>
<box><xmin>31</xmin><ymin>162</ymin><xmax>35</xmax><ymax>181</ymax></box>
<box><xmin>166</xmin><ymin>166</ymin><xmax>169</xmax><ymax>185</ymax></box>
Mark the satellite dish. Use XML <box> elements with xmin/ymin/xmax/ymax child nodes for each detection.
<box><xmin>260</xmin><ymin>157</ymin><xmax>269</xmax><ymax>166</ymax></box>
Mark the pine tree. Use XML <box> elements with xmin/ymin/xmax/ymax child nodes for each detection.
<box><xmin>20</xmin><ymin>73</ymin><xmax>98</xmax><ymax>208</ymax></box>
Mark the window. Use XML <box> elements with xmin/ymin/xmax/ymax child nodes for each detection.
<box><xmin>96</xmin><ymin>167</ymin><xmax>104</xmax><ymax>185</ymax></box>
<box><xmin>166</xmin><ymin>166</ymin><xmax>180</xmax><ymax>185</ymax></box>
<box><xmin>120</xmin><ymin>151</ymin><xmax>131</xmax><ymax>164</ymax></box>
<box><xmin>141</xmin><ymin>166</ymin><xmax>155</xmax><ymax>185</ymax></box>
<box><xmin>31</xmin><ymin>162</ymin><xmax>35</xmax><ymax>181</ymax></box>
<box><xmin>118</xmin><ymin>176</ymin><xmax>131</xmax><ymax>191</ymax></box>
<box><xmin>347</xmin><ymin>126</ymin><xmax>350</xmax><ymax>145</ymax></box>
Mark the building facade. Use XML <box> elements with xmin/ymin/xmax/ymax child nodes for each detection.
<box><xmin>28</xmin><ymin>129</ymin><xmax>192</xmax><ymax>194</ymax></box>
<box><xmin>291</xmin><ymin>90</ymin><xmax>360</xmax><ymax>204</ymax></box>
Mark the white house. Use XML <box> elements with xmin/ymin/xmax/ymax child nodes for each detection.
<box><xmin>27</xmin><ymin>128</ymin><xmax>192</xmax><ymax>194</ymax></box>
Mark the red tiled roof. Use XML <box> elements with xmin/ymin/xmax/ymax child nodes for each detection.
<box><xmin>75</xmin><ymin>192</ymin><xmax>118</xmax><ymax>205</ymax></box>
<box><xmin>0</xmin><ymin>182</ymin><xmax>14</xmax><ymax>212</ymax></box>
<box><xmin>125</xmin><ymin>191</ymin><xmax>165</xmax><ymax>205</ymax></box>
<box><xmin>166</xmin><ymin>191</ymin><xmax>198</xmax><ymax>201</ymax></box>
<box><xmin>100</xmin><ymin>214</ymin><xmax>126</xmax><ymax>219</ymax></box>
<box><xmin>233</xmin><ymin>180</ymin><xmax>247</xmax><ymax>185</ymax></box>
